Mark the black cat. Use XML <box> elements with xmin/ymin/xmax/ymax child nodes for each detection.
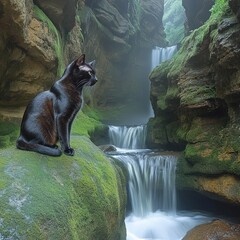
<box><xmin>16</xmin><ymin>54</ymin><xmax>97</xmax><ymax>156</ymax></box>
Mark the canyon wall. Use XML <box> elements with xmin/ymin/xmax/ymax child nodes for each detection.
<box><xmin>0</xmin><ymin>1</ymin><xmax>126</xmax><ymax>239</ymax></box>
<box><xmin>81</xmin><ymin>0</ymin><xmax>166</xmax><ymax>124</ymax></box>
<box><xmin>149</xmin><ymin>0</ymin><xmax>240</xmax><ymax>205</ymax></box>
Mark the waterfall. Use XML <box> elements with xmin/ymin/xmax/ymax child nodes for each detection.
<box><xmin>108</xmin><ymin>125</ymin><xmax>213</xmax><ymax>240</ymax></box>
<box><xmin>108</xmin><ymin>125</ymin><xmax>147</xmax><ymax>149</ymax></box>
<box><xmin>113</xmin><ymin>152</ymin><xmax>176</xmax><ymax>217</ymax></box>
<box><xmin>106</xmin><ymin>44</ymin><xmax>214</xmax><ymax>240</ymax></box>
<box><xmin>151</xmin><ymin>45</ymin><xmax>178</xmax><ymax>69</ymax></box>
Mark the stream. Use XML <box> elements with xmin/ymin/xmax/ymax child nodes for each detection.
<box><xmin>108</xmin><ymin>125</ymin><xmax>214</xmax><ymax>240</ymax></box>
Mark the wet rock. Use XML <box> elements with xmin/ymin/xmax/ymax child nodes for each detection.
<box><xmin>229</xmin><ymin>0</ymin><xmax>240</xmax><ymax>21</ymax></box>
<box><xmin>183</xmin><ymin>0</ymin><xmax>214</xmax><ymax>31</ymax></box>
<box><xmin>93</xmin><ymin>0</ymin><xmax>129</xmax><ymax>38</ymax></box>
<box><xmin>149</xmin><ymin>0</ymin><xmax>240</xmax><ymax>205</ymax></box>
<box><xmin>33</xmin><ymin>0</ymin><xmax>77</xmax><ymax>32</ymax></box>
<box><xmin>81</xmin><ymin>0</ymin><xmax>166</xmax><ymax>122</ymax></box>
<box><xmin>0</xmin><ymin>0</ymin><xmax>60</xmax><ymax>107</ymax></box>
<box><xmin>140</xmin><ymin>0</ymin><xmax>166</xmax><ymax>47</ymax></box>
<box><xmin>183</xmin><ymin>220</ymin><xmax>240</xmax><ymax>240</ymax></box>
<box><xmin>99</xmin><ymin>145</ymin><xmax>118</xmax><ymax>152</ymax></box>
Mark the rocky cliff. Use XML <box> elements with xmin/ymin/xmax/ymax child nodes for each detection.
<box><xmin>149</xmin><ymin>0</ymin><xmax>240</xmax><ymax>206</ymax></box>
<box><xmin>80</xmin><ymin>0</ymin><xmax>166</xmax><ymax>124</ymax></box>
<box><xmin>0</xmin><ymin>1</ymin><xmax>127</xmax><ymax>239</ymax></box>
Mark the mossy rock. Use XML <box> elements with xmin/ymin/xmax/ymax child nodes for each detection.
<box><xmin>0</xmin><ymin>136</ymin><xmax>126</xmax><ymax>240</ymax></box>
<box><xmin>0</xmin><ymin>121</ymin><xmax>19</xmax><ymax>148</ymax></box>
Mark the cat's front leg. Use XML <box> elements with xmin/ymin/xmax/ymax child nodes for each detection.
<box><xmin>64</xmin><ymin>147</ymin><xmax>75</xmax><ymax>156</ymax></box>
<box><xmin>57</xmin><ymin>114</ymin><xmax>75</xmax><ymax>156</ymax></box>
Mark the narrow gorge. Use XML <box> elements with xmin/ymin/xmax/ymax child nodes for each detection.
<box><xmin>1</xmin><ymin>0</ymin><xmax>240</xmax><ymax>239</ymax></box>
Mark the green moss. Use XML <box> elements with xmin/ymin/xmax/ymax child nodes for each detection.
<box><xmin>154</xmin><ymin>0</ymin><xmax>230</xmax><ymax>81</ymax></box>
<box><xmin>0</xmin><ymin>136</ymin><xmax>126</xmax><ymax>239</ymax></box>
<box><xmin>147</xmin><ymin>117</ymin><xmax>168</xmax><ymax>145</ymax></box>
<box><xmin>163</xmin><ymin>0</ymin><xmax>185</xmax><ymax>45</ymax></box>
<box><xmin>149</xmin><ymin>61</ymin><xmax>169</xmax><ymax>80</ymax></box>
<box><xmin>184</xmin><ymin>142</ymin><xmax>238</xmax><ymax>176</ymax></box>
<box><xmin>33</xmin><ymin>5</ymin><xmax>65</xmax><ymax>77</ymax></box>
<box><xmin>71</xmin><ymin>111</ymin><xmax>105</xmax><ymax>138</ymax></box>
<box><xmin>165</xmin><ymin>86</ymin><xmax>179</xmax><ymax>102</ymax></box>
<box><xmin>176</xmin><ymin>155</ymin><xmax>199</xmax><ymax>189</ymax></box>
<box><xmin>180</xmin><ymin>85</ymin><xmax>216</xmax><ymax>106</ymax></box>
<box><xmin>157</xmin><ymin>96</ymin><xmax>167</xmax><ymax>110</ymax></box>
<box><xmin>0</xmin><ymin>121</ymin><xmax>19</xmax><ymax>148</ymax></box>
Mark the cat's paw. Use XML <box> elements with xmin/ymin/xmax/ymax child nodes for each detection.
<box><xmin>64</xmin><ymin>147</ymin><xmax>75</xmax><ymax>156</ymax></box>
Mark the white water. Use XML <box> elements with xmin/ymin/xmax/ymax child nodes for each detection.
<box><xmin>114</xmin><ymin>153</ymin><xmax>176</xmax><ymax>217</ymax></box>
<box><xmin>125</xmin><ymin>211</ymin><xmax>211</xmax><ymax>240</ymax></box>
<box><xmin>108</xmin><ymin>125</ymin><xmax>147</xmax><ymax>149</ymax></box>
<box><xmin>108</xmin><ymin>126</ymin><xmax>213</xmax><ymax>240</ymax></box>
<box><xmin>151</xmin><ymin>46</ymin><xmax>178</xmax><ymax>69</ymax></box>
<box><xmin>107</xmin><ymin>46</ymin><xmax>213</xmax><ymax>240</ymax></box>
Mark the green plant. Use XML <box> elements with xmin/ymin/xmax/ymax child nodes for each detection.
<box><xmin>33</xmin><ymin>5</ymin><xmax>65</xmax><ymax>77</ymax></box>
<box><xmin>163</xmin><ymin>0</ymin><xmax>185</xmax><ymax>45</ymax></box>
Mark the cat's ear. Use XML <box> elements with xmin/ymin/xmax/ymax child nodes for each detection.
<box><xmin>89</xmin><ymin>60</ymin><xmax>96</xmax><ymax>69</ymax></box>
<box><xmin>75</xmin><ymin>54</ymin><xmax>85</xmax><ymax>66</ymax></box>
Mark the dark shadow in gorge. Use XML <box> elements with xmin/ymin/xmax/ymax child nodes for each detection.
<box><xmin>177</xmin><ymin>190</ymin><xmax>240</xmax><ymax>222</ymax></box>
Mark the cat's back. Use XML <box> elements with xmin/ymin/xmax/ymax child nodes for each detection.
<box><xmin>22</xmin><ymin>90</ymin><xmax>56</xmax><ymax>123</ymax></box>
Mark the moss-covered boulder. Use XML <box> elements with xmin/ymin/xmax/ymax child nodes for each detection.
<box><xmin>0</xmin><ymin>136</ymin><xmax>126</xmax><ymax>240</ymax></box>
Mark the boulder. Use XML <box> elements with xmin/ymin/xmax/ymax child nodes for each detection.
<box><xmin>0</xmin><ymin>136</ymin><xmax>126</xmax><ymax>240</ymax></box>
<box><xmin>183</xmin><ymin>220</ymin><xmax>240</xmax><ymax>240</ymax></box>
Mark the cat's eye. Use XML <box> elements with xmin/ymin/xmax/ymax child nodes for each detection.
<box><xmin>88</xmin><ymin>72</ymin><xmax>93</xmax><ymax>77</ymax></box>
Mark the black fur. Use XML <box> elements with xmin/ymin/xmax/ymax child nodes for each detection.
<box><xmin>16</xmin><ymin>54</ymin><xmax>97</xmax><ymax>156</ymax></box>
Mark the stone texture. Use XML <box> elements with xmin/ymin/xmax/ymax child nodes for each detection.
<box><xmin>81</xmin><ymin>0</ymin><xmax>166</xmax><ymax>124</ymax></box>
<box><xmin>183</xmin><ymin>0</ymin><xmax>214</xmax><ymax>31</ymax></box>
<box><xmin>198</xmin><ymin>175</ymin><xmax>240</xmax><ymax>204</ymax></box>
<box><xmin>0</xmin><ymin>0</ymin><xmax>59</xmax><ymax>108</ymax></box>
<box><xmin>229</xmin><ymin>0</ymin><xmax>240</xmax><ymax>20</ymax></box>
<box><xmin>33</xmin><ymin>0</ymin><xmax>77</xmax><ymax>32</ymax></box>
<box><xmin>149</xmin><ymin>0</ymin><xmax>240</xmax><ymax>205</ymax></box>
<box><xmin>93</xmin><ymin>0</ymin><xmax>129</xmax><ymax>38</ymax></box>
<box><xmin>140</xmin><ymin>0</ymin><xmax>166</xmax><ymax>47</ymax></box>
<box><xmin>183</xmin><ymin>220</ymin><xmax>240</xmax><ymax>240</ymax></box>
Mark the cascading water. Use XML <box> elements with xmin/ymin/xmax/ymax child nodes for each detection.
<box><xmin>151</xmin><ymin>45</ymin><xmax>178</xmax><ymax>69</ymax></box>
<box><xmin>106</xmin><ymin>46</ymin><xmax>213</xmax><ymax>239</ymax></box>
<box><xmin>108</xmin><ymin>125</ymin><xmax>147</xmax><ymax>149</ymax></box>
<box><xmin>114</xmin><ymin>152</ymin><xmax>177</xmax><ymax>217</ymax></box>
<box><xmin>108</xmin><ymin>125</ymin><xmax>213</xmax><ymax>240</ymax></box>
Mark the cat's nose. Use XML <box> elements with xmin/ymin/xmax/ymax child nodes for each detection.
<box><xmin>91</xmin><ymin>78</ymin><xmax>97</xmax><ymax>86</ymax></box>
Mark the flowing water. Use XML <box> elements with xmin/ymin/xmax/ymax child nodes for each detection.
<box><xmin>108</xmin><ymin>125</ymin><xmax>147</xmax><ymax>149</ymax></box>
<box><xmin>151</xmin><ymin>46</ymin><xmax>178</xmax><ymax>69</ymax></box>
<box><xmin>107</xmin><ymin>46</ymin><xmax>214</xmax><ymax>239</ymax></box>
<box><xmin>108</xmin><ymin>126</ymin><xmax>213</xmax><ymax>240</ymax></box>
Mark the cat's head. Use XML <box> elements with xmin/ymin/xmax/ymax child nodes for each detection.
<box><xmin>71</xmin><ymin>54</ymin><xmax>97</xmax><ymax>88</ymax></box>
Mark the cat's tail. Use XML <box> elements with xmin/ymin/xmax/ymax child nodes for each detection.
<box><xmin>16</xmin><ymin>137</ymin><xmax>62</xmax><ymax>157</ymax></box>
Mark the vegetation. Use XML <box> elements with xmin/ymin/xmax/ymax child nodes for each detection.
<box><xmin>163</xmin><ymin>0</ymin><xmax>185</xmax><ymax>45</ymax></box>
<box><xmin>72</xmin><ymin>106</ymin><xmax>106</xmax><ymax>138</ymax></box>
<box><xmin>33</xmin><ymin>5</ymin><xmax>65</xmax><ymax>77</ymax></box>
<box><xmin>0</xmin><ymin>137</ymin><xmax>126</xmax><ymax>239</ymax></box>
<box><xmin>0</xmin><ymin>121</ymin><xmax>19</xmax><ymax>148</ymax></box>
<box><xmin>161</xmin><ymin>0</ymin><xmax>230</xmax><ymax>80</ymax></box>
